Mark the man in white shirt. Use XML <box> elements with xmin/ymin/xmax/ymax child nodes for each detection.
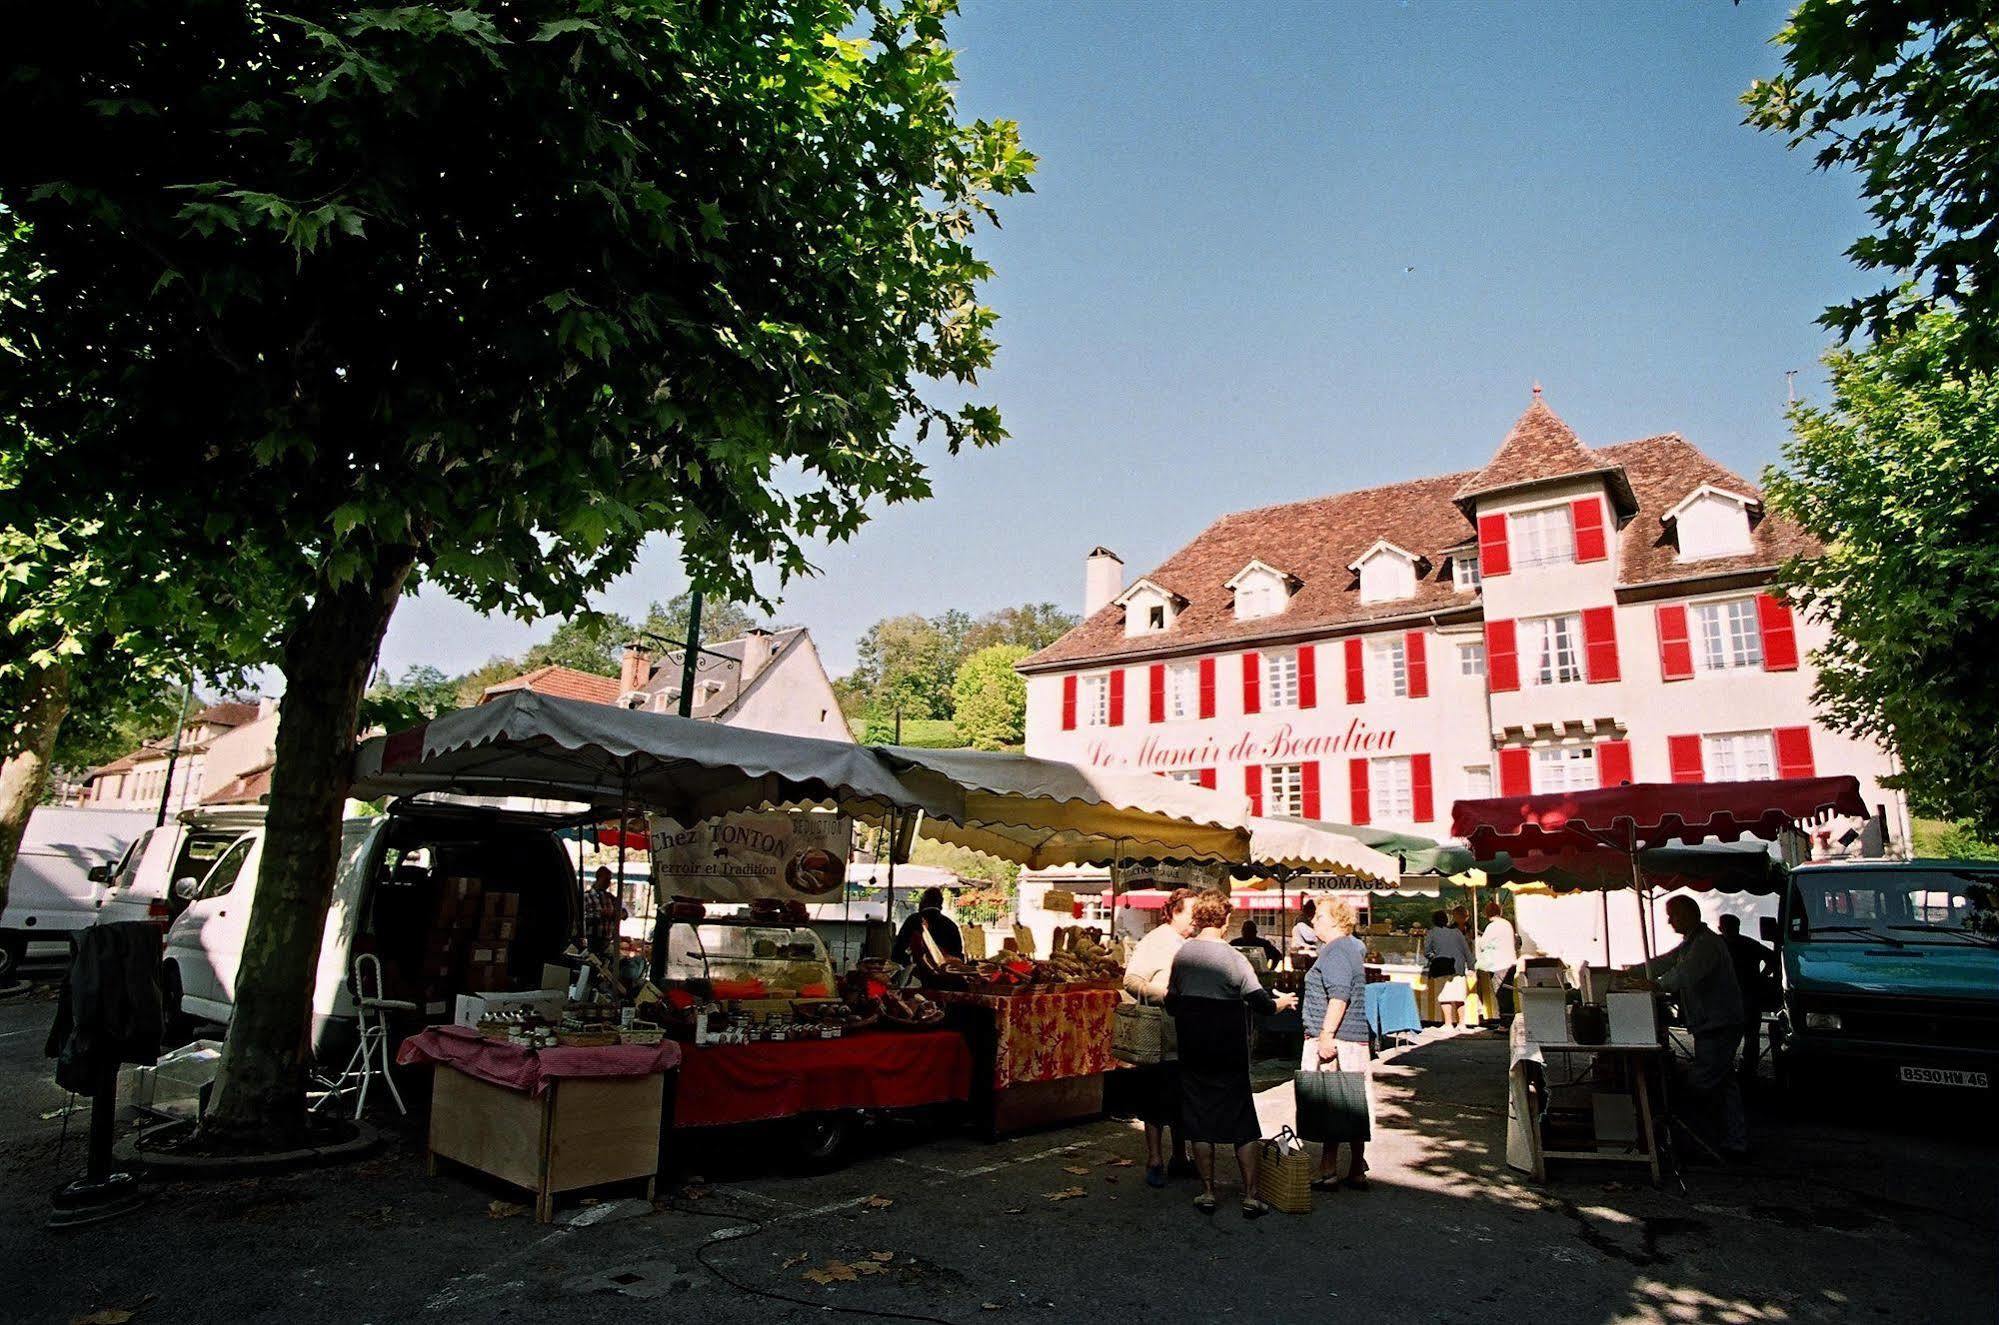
<box><xmin>1475</xmin><ymin>901</ymin><xmax>1518</xmax><ymax>1024</ymax></box>
<box><xmin>1123</xmin><ymin>889</ymin><xmax>1200</xmax><ymax>1187</ymax></box>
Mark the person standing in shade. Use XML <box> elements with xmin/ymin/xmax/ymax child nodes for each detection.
<box><xmin>1476</xmin><ymin>901</ymin><xmax>1519</xmax><ymax>1025</ymax></box>
<box><xmin>1301</xmin><ymin>897</ymin><xmax>1374</xmax><ymax>1191</ymax></box>
<box><xmin>1167</xmin><ymin>891</ymin><xmax>1297</xmax><ymax>1217</ymax></box>
<box><xmin>1422</xmin><ymin>909</ymin><xmax>1473</xmax><ymax>1031</ymax></box>
<box><xmin>577</xmin><ymin>866</ymin><xmax>630</xmax><ymax>964</ymax></box>
<box><xmin>891</xmin><ymin>886</ymin><xmax>964</xmax><ymax>966</ymax></box>
<box><xmin>1717</xmin><ymin>913</ymin><xmax>1777</xmax><ymax>1087</ymax></box>
<box><xmin>1229</xmin><ymin>919</ymin><xmax>1281</xmax><ymax>972</ymax></box>
<box><xmin>1289</xmin><ymin>898</ymin><xmax>1321</xmax><ymax>971</ymax></box>
<box><xmin>1123</xmin><ymin>888</ymin><xmax>1200</xmax><ymax>1188</ymax></box>
<box><xmin>1627</xmin><ymin>896</ymin><xmax>1749</xmax><ymax>1158</ymax></box>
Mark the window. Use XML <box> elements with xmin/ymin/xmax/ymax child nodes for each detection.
<box><xmin>1166</xmin><ymin>662</ymin><xmax>1199</xmax><ymax>721</ymax></box>
<box><xmin>1672</xmin><ymin>490</ymin><xmax>1756</xmax><ymax>560</ymax></box>
<box><xmin>1370</xmin><ymin>756</ymin><xmax>1414</xmax><ymax>821</ymax></box>
<box><xmin>1692</xmin><ymin>598</ymin><xmax>1763</xmax><ymax>671</ymax></box>
<box><xmin>1458</xmin><ymin>642</ymin><xmax>1486</xmax><ymax>677</ymax></box>
<box><xmin>197</xmin><ymin>836</ymin><xmax>256</xmax><ymax>900</ymax></box>
<box><xmin>1266</xmin><ymin>763</ymin><xmax>1306</xmax><ymax>817</ymax></box>
<box><xmin>1368</xmin><ymin>639</ymin><xmax>1408</xmax><ymax>698</ymax></box>
<box><xmin>1266</xmin><ymin>651</ymin><xmax>1301</xmax><ymax>709</ymax></box>
<box><xmin>1509</xmin><ymin>505</ymin><xmax>1575</xmax><ymax>569</ymax></box>
<box><xmin>1147</xmin><ymin>604</ymin><xmax>1166</xmax><ymax>631</ymax></box>
<box><xmin>1463</xmin><ymin>765</ymin><xmax>1493</xmax><ymax>799</ymax></box>
<box><xmin>1088</xmin><ymin>675</ymin><xmax>1114</xmax><ymax>725</ymax></box>
<box><xmin>1236</xmin><ymin>581</ymin><xmax>1282</xmax><ymax>620</ymax></box>
<box><xmin>1521</xmin><ymin>614</ymin><xmax>1584</xmax><ymax>686</ymax></box>
<box><xmin>1704</xmin><ymin>731</ymin><xmax>1774</xmax><ymax>781</ymax></box>
<box><xmin>1533</xmin><ymin>746</ymin><xmax>1597</xmax><ymax>794</ymax></box>
<box><xmin>1358</xmin><ymin>554</ymin><xmax>1417</xmax><ymax>605</ymax></box>
<box><xmin>1165</xmin><ymin>769</ymin><xmax>1205</xmax><ymax>786</ymax></box>
<box><xmin>1454</xmin><ymin>554</ymin><xmax>1482</xmax><ymax>592</ymax></box>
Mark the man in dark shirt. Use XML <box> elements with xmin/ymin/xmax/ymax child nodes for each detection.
<box><xmin>1229</xmin><ymin>920</ymin><xmax>1282</xmax><ymax>970</ymax></box>
<box><xmin>891</xmin><ymin>887</ymin><xmax>964</xmax><ymax>967</ymax></box>
<box><xmin>1718</xmin><ymin>914</ymin><xmax>1777</xmax><ymax>1086</ymax></box>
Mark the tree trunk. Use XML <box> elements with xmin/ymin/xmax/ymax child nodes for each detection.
<box><xmin>0</xmin><ymin>661</ymin><xmax>72</xmax><ymax>918</ymax></box>
<box><xmin>201</xmin><ymin>549</ymin><xmax>414</xmax><ymax>1146</ymax></box>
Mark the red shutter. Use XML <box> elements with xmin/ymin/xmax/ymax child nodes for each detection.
<box><xmin>1297</xmin><ymin>646</ymin><xmax>1318</xmax><ymax>709</ymax></box>
<box><xmin>1656</xmin><ymin>604</ymin><xmax>1694</xmax><ymax>681</ymax></box>
<box><xmin>1596</xmin><ymin>739</ymin><xmax>1633</xmax><ymax>788</ymax></box>
<box><xmin>1148</xmin><ymin>664</ymin><xmax>1165</xmax><ymax>723</ymax></box>
<box><xmin>1572</xmin><ymin>498</ymin><xmax>1608</xmax><ymax>562</ymax></box>
<box><xmin>1758</xmin><ymin>594</ymin><xmax>1799</xmax><ymax>671</ymax></box>
<box><xmin>1478</xmin><ymin>513</ymin><xmax>1511</xmax><ymax>577</ymax></box>
<box><xmin>1668</xmin><ymin>734</ymin><xmax>1704</xmax><ymax>784</ymax></box>
<box><xmin>1348</xmin><ymin>758</ymin><xmax>1371</xmax><ymax>825</ymax></box>
<box><xmin>1498</xmin><ymin>747</ymin><xmax>1532</xmax><ymax>796</ymax></box>
<box><xmin>1241</xmin><ymin>652</ymin><xmax>1261</xmax><ymax>715</ymax></box>
<box><xmin>1344</xmin><ymin>638</ymin><xmax>1366</xmax><ymax>705</ymax></box>
<box><xmin>1198</xmin><ymin>767</ymin><xmax>1216</xmax><ymax>790</ymax></box>
<box><xmin>1061</xmin><ymin>676</ymin><xmax>1077</xmax><ymax>730</ymax></box>
<box><xmin>1405</xmin><ymin>632</ymin><xmax>1429</xmax><ymax>699</ymax></box>
<box><xmin>1245</xmin><ymin>764</ymin><xmax>1263</xmax><ymax>816</ymax></box>
<box><xmin>1774</xmin><ymin>727</ymin><xmax>1815</xmax><ymax>780</ymax></box>
<box><xmin>1485</xmin><ymin>619</ymin><xmax>1520</xmax><ymax>692</ymax></box>
<box><xmin>1107</xmin><ymin>669</ymin><xmax>1124</xmax><ymax>726</ymax></box>
<box><xmin>1582</xmin><ymin>606</ymin><xmax>1620</xmax><ymax>683</ymax></box>
<box><xmin>1198</xmin><ymin>657</ymin><xmax>1216</xmax><ymax>718</ymax></box>
<box><xmin>1302</xmin><ymin>761</ymin><xmax>1322</xmax><ymax>819</ymax></box>
<box><xmin>1411</xmin><ymin>754</ymin><xmax>1434</xmax><ymax>822</ymax></box>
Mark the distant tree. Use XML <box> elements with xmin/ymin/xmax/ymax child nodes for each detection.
<box><xmin>522</xmin><ymin>612</ymin><xmax>637</xmax><ymax>677</ymax></box>
<box><xmin>952</xmin><ymin>643</ymin><xmax>1030</xmax><ymax>750</ymax></box>
<box><xmin>639</xmin><ymin>591</ymin><xmax>758</xmax><ymax>650</ymax></box>
<box><xmin>48</xmin><ymin>684</ymin><xmax>194</xmax><ymax>791</ymax></box>
<box><xmin>851</xmin><ymin>613</ymin><xmax>954</xmax><ymax>720</ymax></box>
<box><xmin>1745</xmin><ymin>1</ymin><xmax>1999</xmax><ymax>370</ymax></box>
<box><xmin>452</xmin><ymin>656</ymin><xmax>527</xmax><ymax>709</ymax></box>
<box><xmin>362</xmin><ymin>664</ymin><xmax>461</xmax><ymax>729</ymax></box>
<box><xmin>964</xmin><ymin>602</ymin><xmax>1077</xmax><ymax>655</ymax></box>
<box><xmin>1765</xmin><ymin>313</ymin><xmax>1999</xmax><ymax>837</ymax></box>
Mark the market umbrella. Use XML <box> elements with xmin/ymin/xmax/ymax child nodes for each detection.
<box><xmin>1267</xmin><ymin>816</ymin><xmax>1479</xmax><ymax>877</ymax></box>
<box><xmin>1234</xmin><ymin>816</ymin><xmax>1401</xmax><ymax>885</ymax></box>
<box><xmin>1496</xmin><ymin>841</ymin><xmax>1784</xmax><ymax>897</ymax></box>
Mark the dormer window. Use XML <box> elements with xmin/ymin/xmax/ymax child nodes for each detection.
<box><xmin>1225</xmin><ymin>560</ymin><xmax>1297</xmax><ymax>622</ymax></box>
<box><xmin>1663</xmin><ymin>485</ymin><xmax>1759</xmax><ymax>561</ymax></box>
<box><xmin>1348</xmin><ymin>540</ymin><xmax>1427</xmax><ymax>606</ymax></box>
<box><xmin>1112</xmin><ymin>577</ymin><xmax>1186</xmax><ymax>638</ymax></box>
<box><xmin>1453</xmin><ymin>554</ymin><xmax>1481</xmax><ymax>592</ymax></box>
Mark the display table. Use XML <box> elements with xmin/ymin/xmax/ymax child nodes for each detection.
<box><xmin>1364</xmin><ymin>980</ymin><xmax>1422</xmax><ymax>1044</ymax></box>
<box><xmin>1504</xmin><ymin>1018</ymin><xmax>1661</xmax><ymax>1183</ymax></box>
<box><xmin>399</xmin><ymin>1025</ymin><xmax>682</xmax><ymax>1222</ymax></box>
<box><xmin>670</xmin><ymin>1029</ymin><xmax>972</xmax><ymax>1130</ymax></box>
<box><xmin>1374</xmin><ymin>965</ymin><xmax>1490</xmax><ymax>1025</ymax></box>
<box><xmin>936</xmin><ymin>988</ymin><xmax>1119</xmax><ymax>1137</ymax></box>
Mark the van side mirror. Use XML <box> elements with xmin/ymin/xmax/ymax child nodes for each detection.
<box><xmin>173</xmin><ymin>876</ymin><xmax>201</xmax><ymax>901</ymax></box>
<box><xmin>87</xmin><ymin>864</ymin><xmax>112</xmax><ymax>884</ymax></box>
<box><xmin>1759</xmin><ymin>916</ymin><xmax>1779</xmax><ymax>943</ymax></box>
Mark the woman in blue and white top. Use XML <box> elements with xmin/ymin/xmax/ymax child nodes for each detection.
<box><xmin>1302</xmin><ymin>897</ymin><xmax>1373</xmax><ymax>1191</ymax></box>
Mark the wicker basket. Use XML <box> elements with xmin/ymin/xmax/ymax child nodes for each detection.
<box><xmin>1254</xmin><ymin>1128</ymin><xmax>1315</xmax><ymax>1215</ymax></box>
<box><xmin>1112</xmin><ymin>1002</ymin><xmax>1177</xmax><ymax>1065</ymax></box>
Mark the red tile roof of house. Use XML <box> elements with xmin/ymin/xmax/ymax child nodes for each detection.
<box><xmin>479</xmin><ymin>664</ymin><xmax>623</xmax><ymax>707</ymax></box>
<box><xmin>1453</xmin><ymin>394</ymin><xmax>1637</xmax><ymax>515</ymax></box>
<box><xmin>192</xmin><ymin>700</ymin><xmax>263</xmax><ymax>729</ymax></box>
<box><xmin>1021</xmin><ymin>408</ymin><xmax>1813</xmax><ymax>673</ymax></box>
<box><xmin>203</xmin><ymin>760</ymin><xmax>274</xmax><ymax>806</ymax></box>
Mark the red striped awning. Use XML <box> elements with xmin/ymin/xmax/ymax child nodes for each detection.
<box><xmin>1452</xmin><ymin>775</ymin><xmax>1869</xmax><ymax>857</ymax></box>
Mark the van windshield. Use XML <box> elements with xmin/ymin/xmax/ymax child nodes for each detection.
<box><xmin>1793</xmin><ymin>868</ymin><xmax>1999</xmax><ymax>944</ymax></box>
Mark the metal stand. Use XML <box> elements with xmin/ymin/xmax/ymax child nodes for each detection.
<box><xmin>47</xmin><ymin>1059</ymin><xmax>145</xmax><ymax>1229</ymax></box>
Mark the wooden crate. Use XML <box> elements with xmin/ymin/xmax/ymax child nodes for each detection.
<box><xmin>427</xmin><ymin>1066</ymin><xmax>664</xmax><ymax>1221</ymax></box>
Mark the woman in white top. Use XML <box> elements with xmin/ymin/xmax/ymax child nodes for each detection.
<box><xmin>1421</xmin><ymin>908</ymin><xmax>1474</xmax><ymax>1030</ymax></box>
<box><xmin>1122</xmin><ymin>888</ymin><xmax>1200</xmax><ymax>1188</ymax></box>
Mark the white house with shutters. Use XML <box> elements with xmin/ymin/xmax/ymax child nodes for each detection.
<box><xmin>1018</xmin><ymin>389</ymin><xmax>1907</xmax><ymax>850</ymax></box>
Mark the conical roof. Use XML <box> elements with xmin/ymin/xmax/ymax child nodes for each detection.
<box><xmin>1452</xmin><ymin>390</ymin><xmax>1636</xmax><ymax>516</ymax></box>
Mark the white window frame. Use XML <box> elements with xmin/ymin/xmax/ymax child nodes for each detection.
<box><xmin>1521</xmin><ymin>613</ymin><xmax>1584</xmax><ymax>687</ymax></box>
<box><xmin>1509</xmin><ymin>504</ymin><xmax>1576</xmax><ymax>569</ymax></box>
<box><xmin>1081</xmin><ymin>674</ymin><xmax>1109</xmax><ymax>727</ymax></box>
<box><xmin>1165</xmin><ymin>661</ymin><xmax>1200</xmax><ymax>721</ymax></box>
<box><xmin>1165</xmin><ymin>769</ymin><xmax>1205</xmax><ymax>786</ymax></box>
<box><xmin>1266</xmin><ymin>762</ymin><xmax>1306</xmax><ymax>818</ymax></box>
<box><xmin>1532</xmin><ymin>745</ymin><xmax>1597</xmax><ymax>794</ymax></box>
<box><xmin>1458</xmin><ymin>641</ymin><xmax>1486</xmax><ymax>678</ymax></box>
<box><xmin>1453</xmin><ymin>554</ymin><xmax>1482</xmax><ymax>592</ymax></box>
<box><xmin>1236</xmin><ymin>581</ymin><xmax>1282</xmax><ymax>621</ymax></box>
<box><xmin>1368</xmin><ymin>639</ymin><xmax>1408</xmax><ymax>698</ymax></box>
<box><xmin>1703</xmin><ymin>730</ymin><xmax>1775</xmax><ymax>781</ymax></box>
<box><xmin>1463</xmin><ymin>765</ymin><xmax>1493</xmax><ymax>799</ymax></box>
<box><xmin>1265</xmin><ymin>650</ymin><xmax>1301</xmax><ymax>710</ymax></box>
<box><xmin>1691</xmin><ymin>597</ymin><xmax>1764</xmax><ymax>672</ymax></box>
<box><xmin>1370</xmin><ymin>755</ymin><xmax>1414</xmax><ymax>822</ymax></box>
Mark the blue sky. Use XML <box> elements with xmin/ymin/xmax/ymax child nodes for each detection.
<box><xmin>375</xmin><ymin>0</ymin><xmax>1867</xmax><ymax>682</ymax></box>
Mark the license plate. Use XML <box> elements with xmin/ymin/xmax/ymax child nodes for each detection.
<box><xmin>1898</xmin><ymin>1065</ymin><xmax>1990</xmax><ymax>1089</ymax></box>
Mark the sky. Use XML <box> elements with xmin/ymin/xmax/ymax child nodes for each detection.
<box><xmin>373</xmin><ymin>0</ymin><xmax>1870</xmax><ymax>684</ymax></box>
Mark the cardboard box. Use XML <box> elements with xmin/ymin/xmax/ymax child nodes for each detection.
<box><xmin>454</xmin><ymin>989</ymin><xmax>567</xmax><ymax>1027</ymax></box>
<box><xmin>1607</xmin><ymin>991</ymin><xmax>1659</xmax><ymax>1045</ymax></box>
<box><xmin>1520</xmin><ymin>987</ymin><xmax>1571</xmax><ymax>1045</ymax></box>
<box><xmin>478</xmin><ymin>917</ymin><xmax>518</xmax><ymax>942</ymax></box>
<box><xmin>483</xmin><ymin>891</ymin><xmax>519</xmax><ymax>918</ymax></box>
<box><xmin>540</xmin><ymin>962</ymin><xmax>573</xmax><ymax>991</ymax></box>
<box><xmin>469</xmin><ymin>946</ymin><xmax>501</xmax><ymax>966</ymax></box>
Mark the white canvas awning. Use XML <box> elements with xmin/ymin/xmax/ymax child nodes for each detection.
<box><xmin>1238</xmin><ymin>816</ymin><xmax>1402</xmax><ymax>885</ymax></box>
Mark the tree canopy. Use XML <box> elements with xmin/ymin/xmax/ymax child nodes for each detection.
<box><xmin>1765</xmin><ymin>312</ymin><xmax>1999</xmax><ymax>837</ymax></box>
<box><xmin>951</xmin><ymin>643</ymin><xmax>1030</xmax><ymax>749</ymax></box>
<box><xmin>841</xmin><ymin>601</ymin><xmax>1075</xmax><ymax>722</ymax></box>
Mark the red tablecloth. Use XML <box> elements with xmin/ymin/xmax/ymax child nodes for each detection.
<box><xmin>671</xmin><ymin>1029</ymin><xmax>971</xmax><ymax>1129</ymax></box>
<box><xmin>398</xmin><ymin>1024</ymin><xmax>682</xmax><ymax>1097</ymax></box>
<box><xmin>936</xmin><ymin>989</ymin><xmax>1119</xmax><ymax>1090</ymax></box>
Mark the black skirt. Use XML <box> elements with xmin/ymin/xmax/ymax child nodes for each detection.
<box><xmin>1134</xmin><ymin>1061</ymin><xmax>1182</xmax><ymax>1127</ymax></box>
<box><xmin>1172</xmin><ymin>996</ymin><xmax>1260</xmax><ymax>1145</ymax></box>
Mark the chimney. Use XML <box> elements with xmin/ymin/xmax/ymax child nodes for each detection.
<box><xmin>257</xmin><ymin>696</ymin><xmax>278</xmax><ymax>721</ymax></box>
<box><xmin>1084</xmin><ymin>547</ymin><xmax>1124</xmax><ymax>617</ymax></box>
<box><xmin>619</xmin><ymin>642</ymin><xmax>652</xmax><ymax>695</ymax></box>
<box><xmin>739</xmin><ymin>628</ymin><xmax>774</xmax><ymax>685</ymax></box>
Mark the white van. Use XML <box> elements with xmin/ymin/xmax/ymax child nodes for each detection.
<box><xmin>2</xmin><ymin>807</ymin><xmax>156</xmax><ymax>980</ymax></box>
<box><xmin>92</xmin><ymin>806</ymin><xmax>267</xmax><ymax>931</ymax></box>
<box><xmin>162</xmin><ymin>799</ymin><xmax>580</xmax><ymax>1060</ymax></box>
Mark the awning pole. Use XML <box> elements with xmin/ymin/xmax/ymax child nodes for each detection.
<box><xmin>616</xmin><ymin>758</ymin><xmax>630</xmax><ymax>967</ymax></box>
<box><xmin>885</xmin><ymin>806</ymin><xmax>898</xmax><ymax>959</ymax></box>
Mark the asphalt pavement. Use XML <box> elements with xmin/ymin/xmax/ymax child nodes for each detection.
<box><xmin>1</xmin><ymin>972</ymin><xmax>1993</xmax><ymax>1325</ymax></box>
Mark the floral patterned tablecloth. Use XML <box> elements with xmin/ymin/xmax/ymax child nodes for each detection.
<box><xmin>936</xmin><ymin>988</ymin><xmax>1120</xmax><ymax>1090</ymax></box>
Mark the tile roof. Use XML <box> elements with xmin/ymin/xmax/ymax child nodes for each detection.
<box><xmin>192</xmin><ymin>700</ymin><xmax>263</xmax><ymax>729</ymax></box>
<box><xmin>202</xmin><ymin>760</ymin><xmax>274</xmax><ymax>806</ymax></box>
<box><xmin>1020</xmin><ymin>424</ymin><xmax>1811</xmax><ymax>673</ymax></box>
<box><xmin>480</xmin><ymin>664</ymin><xmax>624</xmax><ymax>706</ymax></box>
<box><xmin>1453</xmin><ymin>394</ymin><xmax>1637</xmax><ymax>515</ymax></box>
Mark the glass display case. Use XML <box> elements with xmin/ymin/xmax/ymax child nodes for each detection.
<box><xmin>662</xmin><ymin>920</ymin><xmax>835</xmax><ymax>995</ymax></box>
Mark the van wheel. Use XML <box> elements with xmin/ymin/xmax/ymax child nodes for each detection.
<box><xmin>159</xmin><ymin>963</ymin><xmax>194</xmax><ymax>1047</ymax></box>
<box><xmin>791</xmin><ymin>1113</ymin><xmax>856</xmax><ymax>1172</ymax></box>
<box><xmin>0</xmin><ymin>934</ymin><xmax>24</xmax><ymax>984</ymax></box>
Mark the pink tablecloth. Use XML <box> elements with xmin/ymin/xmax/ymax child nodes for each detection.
<box><xmin>934</xmin><ymin>988</ymin><xmax>1119</xmax><ymax>1090</ymax></box>
<box><xmin>398</xmin><ymin>1024</ymin><xmax>682</xmax><ymax>1097</ymax></box>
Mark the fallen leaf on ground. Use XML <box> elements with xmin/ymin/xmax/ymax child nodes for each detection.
<box><xmin>1044</xmin><ymin>1187</ymin><xmax>1086</xmax><ymax>1202</ymax></box>
<box><xmin>863</xmin><ymin>1195</ymin><xmax>894</xmax><ymax>1209</ymax></box>
<box><xmin>487</xmin><ymin>1200</ymin><xmax>528</xmax><ymax>1220</ymax></box>
<box><xmin>804</xmin><ymin>1261</ymin><xmax>859</xmax><ymax>1285</ymax></box>
<box><xmin>71</xmin><ymin>1313</ymin><xmax>133</xmax><ymax>1325</ymax></box>
<box><xmin>682</xmin><ymin>1186</ymin><xmax>710</xmax><ymax>1200</ymax></box>
<box><xmin>1003</xmin><ymin>1207</ymin><xmax>1024</xmax><ymax>1214</ymax></box>
<box><xmin>1062</xmin><ymin>1165</ymin><xmax>1090</xmax><ymax>1175</ymax></box>
<box><xmin>1103</xmin><ymin>1158</ymin><xmax>1135</xmax><ymax>1168</ymax></box>
<box><xmin>1103</xmin><ymin>1175</ymin><xmax>1118</xmax><ymax>1185</ymax></box>
<box><xmin>981</xmin><ymin>1304</ymin><xmax>1002</xmax><ymax>1312</ymax></box>
<box><xmin>868</xmin><ymin>1251</ymin><xmax>894</xmax><ymax>1263</ymax></box>
<box><xmin>852</xmin><ymin>1262</ymin><xmax>887</xmax><ymax>1276</ymax></box>
<box><xmin>782</xmin><ymin>1253</ymin><xmax>809</xmax><ymax>1269</ymax></box>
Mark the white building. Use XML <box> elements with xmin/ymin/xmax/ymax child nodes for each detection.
<box><xmin>81</xmin><ymin>698</ymin><xmax>280</xmax><ymax>811</ymax></box>
<box><xmin>1018</xmin><ymin>392</ymin><xmax>1907</xmax><ymax>846</ymax></box>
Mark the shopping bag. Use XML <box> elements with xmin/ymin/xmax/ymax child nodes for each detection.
<box><xmin>1254</xmin><ymin>1127</ymin><xmax>1314</xmax><ymax>1214</ymax></box>
<box><xmin>1112</xmin><ymin>1001</ymin><xmax>1177</xmax><ymax>1065</ymax></box>
<box><xmin>1294</xmin><ymin>1069</ymin><xmax>1372</xmax><ymax>1144</ymax></box>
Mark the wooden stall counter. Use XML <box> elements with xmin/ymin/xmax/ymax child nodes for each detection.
<box><xmin>935</xmin><ymin>987</ymin><xmax>1119</xmax><ymax>1138</ymax></box>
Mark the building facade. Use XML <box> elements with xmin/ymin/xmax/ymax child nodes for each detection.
<box><xmin>81</xmin><ymin>699</ymin><xmax>280</xmax><ymax>811</ymax></box>
<box><xmin>1018</xmin><ymin>394</ymin><xmax>1907</xmax><ymax>846</ymax></box>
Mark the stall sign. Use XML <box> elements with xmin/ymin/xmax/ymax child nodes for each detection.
<box><xmin>1110</xmin><ymin>860</ymin><xmax>1228</xmax><ymax>890</ymax></box>
<box><xmin>648</xmin><ymin>812</ymin><xmax>853</xmax><ymax>903</ymax></box>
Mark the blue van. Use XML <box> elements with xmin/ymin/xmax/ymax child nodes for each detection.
<box><xmin>1767</xmin><ymin>860</ymin><xmax>1999</xmax><ymax>1093</ymax></box>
